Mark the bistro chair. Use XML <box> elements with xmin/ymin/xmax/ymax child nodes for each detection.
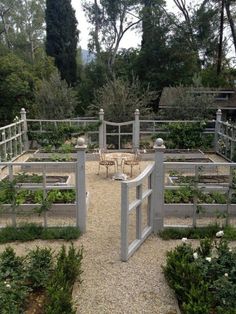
<box><xmin>97</xmin><ymin>149</ymin><xmax>116</xmax><ymax>178</ymax></box>
<box><xmin>122</xmin><ymin>151</ymin><xmax>141</xmax><ymax>177</ymax></box>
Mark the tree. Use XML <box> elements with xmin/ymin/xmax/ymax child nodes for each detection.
<box><xmin>136</xmin><ymin>0</ymin><xmax>200</xmax><ymax>104</ymax></box>
<box><xmin>88</xmin><ymin>77</ymin><xmax>155</xmax><ymax>122</ymax></box>
<box><xmin>225</xmin><ymin>0</ymin><xmax>236</xmax><ymax>56</ymax></box>
<box><xmin>158</xmin><ymin>86</ymin><xmax>215</xmax><ymax>120</ymax></box>
<box><xmin>34</xmin><ymin>70</ymin><xmax>77</xmax><ymax>119</ymax></box>
<box><xmin>45</xmin><ymin>0</ymin><xmax>78</xmax><ymax>85</ymax></box>
<box><xmin>83</xmin><ymin>0</ymin><xmax>141</xmax><ymax>77</ymax></box>
<box><xmin>0</xmin><ymin>53</ymin><xmax>35</xmax><ymax>124</ymax></box>
<box><xmin>0</xmin><ymin>0</ymin><xmax>46</xmax><ymax>63</ymax></box>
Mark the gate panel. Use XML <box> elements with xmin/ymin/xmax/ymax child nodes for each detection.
<box><xmin>105</xmin><ymin>121</ymin><xmax>134</xmax><ymax>150</ymax></box>
<box><xmin>121</xmin><ymin>164</ymin><xmax>154</xmax><ymax>261</ymax></box>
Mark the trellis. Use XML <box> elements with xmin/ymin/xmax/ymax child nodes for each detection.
<box><xmin>0</xmin><ymin>109</ymin><xmax>28</xmax><ymax>162</ymax></box>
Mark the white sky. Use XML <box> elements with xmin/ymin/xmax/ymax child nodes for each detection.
<box><xmin>71</xmin><ymin>0</ymin><xmax>177</xmax><ymax>50</ymax></box>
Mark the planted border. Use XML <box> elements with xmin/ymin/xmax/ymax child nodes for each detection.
<box><xmin>0</xmin><ymin>243</ymin><xmax>83</xmax><ymax>313</ymax></box>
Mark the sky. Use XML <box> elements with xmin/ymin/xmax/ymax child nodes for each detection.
<box><xmin>71</xmin><ymin>0</ymin><xmax>177</xmax><ymax>50</ymax></box>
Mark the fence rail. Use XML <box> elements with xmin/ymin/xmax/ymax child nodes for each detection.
<box><xmin>121</xmin><ymin>140</ymin><xmax>236</xmax><ymax>261</ymax></box>
<box><xmin>0</xmin><ymin>138</ymin><xmax>88</xmax><ymax>232</ymax></box>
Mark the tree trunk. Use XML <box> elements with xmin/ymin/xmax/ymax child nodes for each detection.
<box><xmin>217</xmin><ymin>0</ymin><xmax>225</xmax><ymax>75</ymax></box>
<box><xmin>225</xmin><ymin>0</ymin><xmax>236</xmax><ymax>56</ymax></box>
<box><xmin>94</xmin><ymin>0</ymin><xmax>101</xmax><ymax>59</ymax></box>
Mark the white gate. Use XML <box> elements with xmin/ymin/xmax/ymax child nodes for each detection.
<box><xmin>120</xmin><ymin>164</ymin><xmax>154</xmax><ymax>261</ymax></box>
<box><xmin>104</xmin><ymin>121</ymin><xmax>134</xmax><ymax>150</ymax></box>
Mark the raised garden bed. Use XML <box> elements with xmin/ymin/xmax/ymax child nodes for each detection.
<box><xmin>164</xmin><ymin>156</ymin><xmax>215</xmax><ymax>171</ymax></box>
<box><xmin>163</xmin><ymin>187</ymin><xmax>236</xmax><ymax>217</ymax></box>
<box><xmin>21</xmin><ymin>158</ymin><xmax>76</xmax><ymax>172</ymax></box>
<box><xmin>2</xmin><ymin>173</ymin><xmax>70</xmax><ymax>186</ymax></box>
<box><xmin>141</xmin><ymin>149</ymin><xmax>213</xmax><ymax>162</ymax></box>
<box><xmin>168</xmin><ymin>174</ymin><xmax>229</xmax><ymax>186</ymax></box>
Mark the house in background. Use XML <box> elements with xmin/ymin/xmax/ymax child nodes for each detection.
<box><xmin>159</xmin><ymin>87</ymin><xmax>236</xmax><ymax>120</ymax></box>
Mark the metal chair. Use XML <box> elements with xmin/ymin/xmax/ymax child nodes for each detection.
<box><xmin>97</xmin><ymin>149</ymin><xmax>117</xmax><ymax>178</ymax></box>
<box><xmin>122</xmin><ymin>151</ymin><xmax>141</xmax><ymax>177</ymax></box>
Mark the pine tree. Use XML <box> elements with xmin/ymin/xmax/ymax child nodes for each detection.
<box><xmin>45</xmin><ymin>0</ymin><xmax>78</xmax><ymax>85</ymax></box>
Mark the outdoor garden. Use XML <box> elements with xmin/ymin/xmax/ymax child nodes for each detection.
<box><xmin>1</xmin><ymin>0</ymin><xmax>236</xmax><ymax>312</ymax></box>
<box><xmin>1</xmin><ymin>108</ymin><xmax>236</xmax><ymax>312</ymax></box>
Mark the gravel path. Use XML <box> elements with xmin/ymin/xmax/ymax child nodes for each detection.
<box><xmin>0</xmin><ymin>152</ymin><xmax>231</xmax><ymax>313</ymax></box>
<box><xmin>0</xmin><ymin>159</ymin><xmax>180</xmax><ymax>313</ymax></box>
<box><xmin>72</xmin><ymin>161</ymin><xmax>179</xmax><ymax>314</ymax></box>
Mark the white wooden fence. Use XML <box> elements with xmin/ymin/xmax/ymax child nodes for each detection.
<box><xmin>121</xmin><ymin>138</ymin><xmax>236</xmax><ymax>261</ymax></box>
<box><xmin>0</xmin><ymin>108</ymin><xmax>214</xmax><ymax>153</ymax></box>
<box><xmin>215</xmin><ymin>109</ymin><xmax>236</xmax><ymax>161</ymax></box>
<box><xmin>0</xmin><ymin>138</ymin><xmax>88</xmax><ymax>233</ymax></box>
<box><xmin>0</xmin><ymin>109</ymin><xmax>28</xmax><ymax>162</ymax></box>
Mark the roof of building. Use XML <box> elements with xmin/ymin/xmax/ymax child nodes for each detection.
<box><xmin>159</xmin><ymin>87</ymin><xmax>236</xmax><ymax>110</ymax></box>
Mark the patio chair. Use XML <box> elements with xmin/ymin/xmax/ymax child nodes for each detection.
<box><xmin>122</xmin><ymin>151</ymin><xmax>141</xmax><ymax>177</ymax></box>
<box><xmin>97</xmin><ymin>149</ymin><xmax>117</xmax><ymax>178</ymax></box>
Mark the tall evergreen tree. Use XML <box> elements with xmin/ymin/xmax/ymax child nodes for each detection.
<box><xmin>45</xmin><ymin>0</ymin><xmax>78</xmax><ymax>85</ymax></box>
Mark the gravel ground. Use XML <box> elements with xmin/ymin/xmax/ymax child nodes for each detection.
<box><xmin>0</xmin><ymin>153</ymin><xmax>229</xmax><ymax>313</ymax></box>
<box><xmin>0</xmin><ymin>160</ymin><xmax>180</xmax><ymax>314</ymax></box>
<box><xmin>72</xmin><ymin>160</ymin><xmax>180</xmax><ymax>314</ymax></box>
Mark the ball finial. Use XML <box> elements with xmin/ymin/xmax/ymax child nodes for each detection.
<box><xmin>155</xmin><ymin>138</ymin><xmax>164</xmax><ymax>147</ymax></box>
<box><xmin>77</xmin><ymin>137</ymin><xmax>85</xmax><ymax>146</ymax></box>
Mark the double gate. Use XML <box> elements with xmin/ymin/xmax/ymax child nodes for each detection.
<box><xmin>104</xmin><ymin>121</ymin><xmax>134</xmax><ymax>150</ymax></box>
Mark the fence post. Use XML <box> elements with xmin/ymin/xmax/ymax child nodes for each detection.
<box><xmin>214</xmin><ymin>109</ymin><xmax>222</xmax><ymax>153</ymax></box>
<box><xmin>20</xmin><ymin>108</ymin><xmax>29</xmax><ymax>151</ymax></box>
<box><xmin>152</xmin><ymin>138</ymin><xmax>165</xmax><ymax>234</ymax></box>
<box><xmin>133</xmin><ymin>109</ymin><xmax>140</xmax><ymax>150</ymax></box>
<box><xmin>2</xmin><ymin>131</ymin><xmax>6</xmax><ymax>161</ymax></box>
<box><xmin>99</xmin><ymin>108</ymin><xmax>105</xmax><ymax>149</ymax></box>
<box><xmin>75</xmin><ymin>137</ymin><xmax>87</xmax><ymax>233</ymax></box>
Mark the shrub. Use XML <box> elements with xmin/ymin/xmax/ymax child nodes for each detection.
<box><xmin>0</xmin><ymin>247</ymin><xmax>29</xmax><ymax>313</ymax></box>
<box><xmin>45</xmin><ymin>244</ymin><xmax>83</xmax><ymax>314</ymax></box>
<box><xmin>159</xmin><ymin>225</ymin><xmax>236</xmax><ymax>241</ymax></box>
<box><xmin>0</xmin><ymin>243</ymin><xmax>83</xmax><ymax>313</ymax></box>
<box><xmin>159</xmin><ymin>225</ymin><xmax>219</xmax><ymax>240</ymax></box>
<box><xmin>89</xmin><ymin>77</ymin><xmax>155</xmax><ymax>122</ymax></box>
<box><xmin>0</xmin><ymin>224</ymin><xmax>80</xmax><ymax>244</ymax></box>
<box><xmin>25</xmin><ymin>247</ymin><xmax>53</xmax><ymax>288</ymax></box>
<box><xmin>163</xmin><ymin>237</ymin><xmax>236</xmax><ymax>313</ymax></box>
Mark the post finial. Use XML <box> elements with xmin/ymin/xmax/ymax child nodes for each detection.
<box><xmin>153</xmin><ymin>138</ymin><xmax>165</xmax><ymax>150</ymax></box>
<box><xmin>156</xmin><ymin>138</ymin><xmax>164</xmax><ymax>147</ymax></box>
<box><xmin>77</xmin><ymin>137</ymin><xmax>85</xmax><ymax>147</ymax></box>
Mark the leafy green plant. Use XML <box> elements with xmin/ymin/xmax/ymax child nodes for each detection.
<box><xmin>34</xmin><ymin>197</ymin><xmax>52</xmax><ymax>215</ymax></box>
<box><xmin>25</xmin><ymin>247</ymin><xmax>53</xmax><ymax>288</ymax></box>
<box><xmin>0</xmin><ymin>247</ymin><xmax>29</xmax><ymax>314</ymax></box>
<box><xmin>159</xmin><ymin>224</ymin><xmax>220</xmax><ymax>240</ymax></box>
<box><xmin>45</xmin><ymin>244</ymin><xmax>83</xmax><ymax>314</ymax></box>
<box><xmin>152</xmin><ymin>121</ymin><xmax>212</xmax><ymax>149</ymax></box>
<box><xmin>0</xmin><ymin>184</ymin><xmax>76</xmax><ymax>205</ymax></box>
<box><xmin>0</xmin><ymin>243</ymin><xmax>83</xmax><ymax>313</ymax></box>
<box><xmin>29</xmin><ymin>122</ymin><xmax>100</xmax><ymax>149</ymax></box>
<box><xmin>163</xmin><ymin>237</ymin><xmax>236</xmax><ymax>313</ymax></box>
<box><xmin>0</xmin><ymin>224</ymin><xmax>80</xmax><ymax>243</ymax></box>
<box><xmin>164</xmin><ymin>187</ymin><xmax>227</xmax><ymax>204</ymax></box>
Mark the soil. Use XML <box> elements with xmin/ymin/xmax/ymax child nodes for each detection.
<box><xmin>173</xmin><ymin>175</ymin><xmax>229</xmax><ymax>184</ymax></box>
<box><xmin>24</xmin><ymin>290</ymin><xmax>45</xmax><ymax>314</ymax></box>
<box><xmin>165</xmin><ymin>157</ymin><xmax>213</xmax><ymax>162</ymax></box>
<box><xmin>4</xmin><ymin>175</ymin><xmax>68</xmax><ymax>184</ymax></box>
<box><xmin>27</xmin><ymin>157</ymin><xmax>76</xmax><ymax>162</ymax></box>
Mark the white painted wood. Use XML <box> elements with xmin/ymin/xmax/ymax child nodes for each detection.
<box><xmin>153</xmin><ymin>138</ymin><xmax>165</xmax><ymax>233</ymax></box>
<box><xmin>75</xmin><ymin>138</ymin><xmax>87</xmax><ymax>233</ymax></box>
